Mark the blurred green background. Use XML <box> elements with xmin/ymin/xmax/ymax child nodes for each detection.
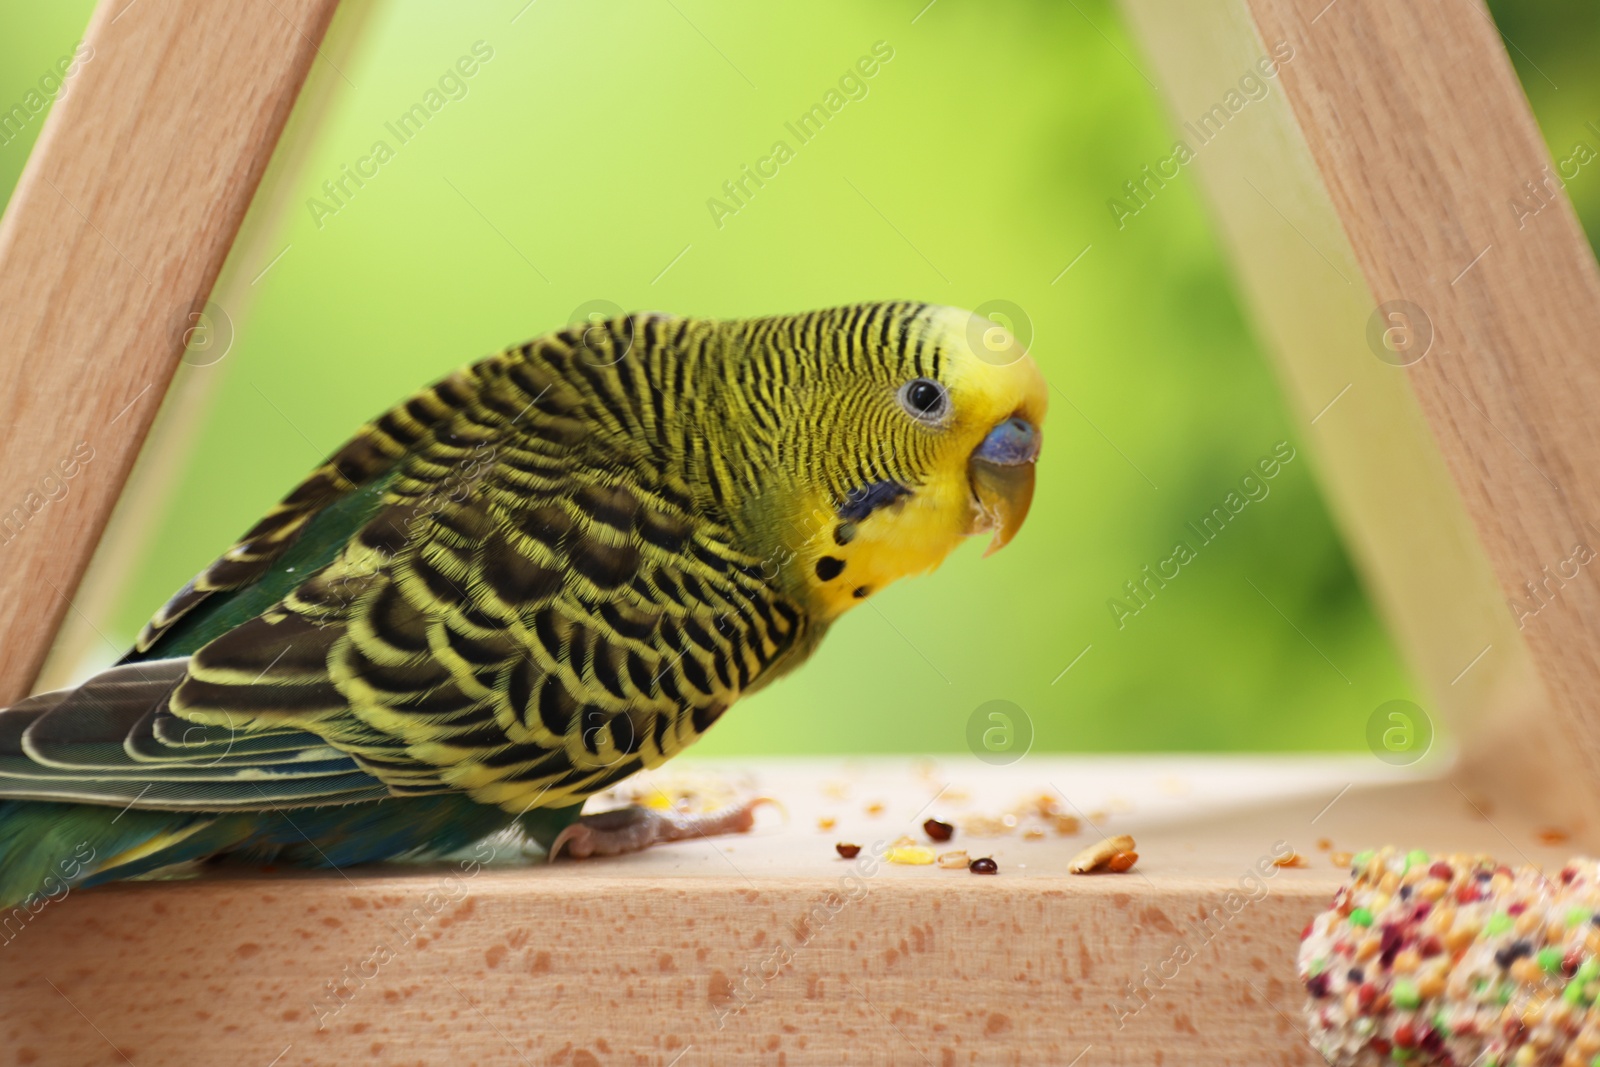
<box><xmin>0</xmin><ymin>0</ymin><xmax>1590</xmax><ymax>756</ymax></box>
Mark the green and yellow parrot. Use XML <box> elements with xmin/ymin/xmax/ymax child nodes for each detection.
<box><xmin>0</xmin><ymin>302</ymin><xmax>1045</xmax><ymax>908</ymax></box>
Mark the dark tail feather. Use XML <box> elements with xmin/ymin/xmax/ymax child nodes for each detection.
<box><xmin>0</xmin><ymin>792</ymin><xmax>515</xmax><ymax>910</ymax></box>
<box><xmin>0</xmin><ymin>798</ymin><xmax>242</xmax><ymax>910</ymax></box>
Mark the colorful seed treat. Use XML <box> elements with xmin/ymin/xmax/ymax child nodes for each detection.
<box><xmin>1300</xmin><ymin>847</ymin><xmax>1600</xmax><ymax>1066</ymax></box>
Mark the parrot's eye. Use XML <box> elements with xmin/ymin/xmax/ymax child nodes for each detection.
<box><xmin>898</xmin><ymin>378</ymin><xmax>949</xmax><ymax>423</ymax></box>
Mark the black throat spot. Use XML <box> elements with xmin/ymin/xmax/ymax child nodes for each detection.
<box><xmin>837</xmin><ymin>480</ymin><xmax>910</xmax><ymax>524</ymax></box>
<box><xmin>815</xmin><ymin>555</ymin><xmax>845</xmax><ymax>582</ymax></box>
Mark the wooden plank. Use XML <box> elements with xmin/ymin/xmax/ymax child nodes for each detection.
<box><xmin>0</xmin><ymin>756</ymin><xmax>1576</xmax><ymax>1065</ymax></box>
<box><xmin>0</xmin><ymin>0</ymin><xmax>341</xmax><ymax>703</ymax></box>
<box><xmin>32</xmin><ymin>0</ymin><xmax>378</xmax><ymax>693</ymax></box>
<box><xmin>1117</xmin><ymin>0</ymin><xmax>1600</xmax><ymax>830</ymax></box>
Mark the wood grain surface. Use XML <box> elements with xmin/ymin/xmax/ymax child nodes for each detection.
<box><xmin>0</xmin><ymin>0</ymin><xmax>340</xmax><ymax>703</ymax></box>
<box><xmin>30</xmin><ymin>0</ymin><xmax>377</xmax><ymax>694</ymax></box>
<box><xmin>1120</xmin><ymin>0</ymin><xmax>1600</xmax><ymax>831</ymax></box>
<box><xmin>2</xmin><ymin>756</ymin><xmax>1579</xmax><ymax>1065</ymax></box>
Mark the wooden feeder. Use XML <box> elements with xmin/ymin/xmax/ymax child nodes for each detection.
<box><xmin>1</xmin><ymin>0</ymin><xmax>1594</xmax><ymax>1063</ymax></box>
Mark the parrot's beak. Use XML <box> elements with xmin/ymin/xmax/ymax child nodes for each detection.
<box><xmin>966</xmin><ymin>415</ymin><xmax>1040</xmax><ymax>556</ymax></box>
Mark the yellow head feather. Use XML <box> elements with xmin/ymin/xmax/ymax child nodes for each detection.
<box><xmin>722</xmin><ymin>303</ymin><xmax>1048</xmax><ymax>623</ymax></box>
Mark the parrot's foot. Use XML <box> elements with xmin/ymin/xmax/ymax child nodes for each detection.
<box><xmin>547</xmin><ymin>798</ymin><xmax>778</xmax><ymax>860</ymax></box>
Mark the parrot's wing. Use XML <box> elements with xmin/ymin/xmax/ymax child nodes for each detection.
<box><xmin>0</xmin><ymin>367</ymin><xmax>497</xmax><ymax>809</ymax></box>
<box><xmin>0</xmin><ymin>658</ymin><xmax>388</xmax><ymax>807</ymax></box>
<box><xmin>170</xmin><ymin>399</ymin><xmax>812</xmax><ymax>811</ymax></box>
<box><xmin>128</xmin><ymin>365</ymin><xmax>494</xmax><ymax>661</ymax></box>
<box><xmin>3</xmin><ymin>334</ymin><xmax>809</xmax><ymax>814</ymax></box>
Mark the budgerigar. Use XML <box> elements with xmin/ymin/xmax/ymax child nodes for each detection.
<box><xmin>0</xmin><ymin>302</ymin><xmax>1045</xmax><ymax>907</ymax></box>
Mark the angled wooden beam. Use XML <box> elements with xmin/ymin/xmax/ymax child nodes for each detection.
<box><xmin>30</xmin><ymin>0</ymin><xmax>377</xmax><ymax>694</ymax></box>
<box><xmin>1120</xmin><ymin>0</ymin><xmax>1600</xmax><ymax>829</ymax></box>
<box><xmin>0</xmin><ymin>0</ymin><xmax>341</xmax><ymax>702</ymax></box>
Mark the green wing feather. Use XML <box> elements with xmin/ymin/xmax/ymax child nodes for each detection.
<box><xmin>1</xmin><ymin>317</ymin><xmax>810</xmax><ymax>820</ymax></box>
<box><xmin>171</xmin><ymin>324</ymin><xmax>811</xmax><ymax>813</ymax></box>
<box><xmin>130</xmin><ymin>365</ymin><xmax>488</xmax><ymax>660</ymax></box>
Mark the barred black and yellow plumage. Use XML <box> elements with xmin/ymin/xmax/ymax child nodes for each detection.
<box><xmin>0</xmin><ymin>302</ymin><xmax>1046</xmax><ymax>904</ymax></box>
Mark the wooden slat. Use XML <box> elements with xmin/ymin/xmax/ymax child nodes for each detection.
<box><xmin>1119</xmin><ymin>0</ymin><xmax>1600</xmax><ymax>830</ymax></box>
<box><xmin>12</xmin><ymin>875</ymin><xmax>1325</xmax><ymax>1065</ymax></box>
<box><xmin>0</xmin><ymin>0</ymin><xmax>340</xmax><ymax>702</ymax></box>
<box><xmin>2</xmin><ymin>756</ymin><xmax>1575</xmax><ymax>1065</ymax></box>
<box><xmin>31</xmin><ymin>0</ymin><xmax>377</xmax><ymax>694</ymax></box>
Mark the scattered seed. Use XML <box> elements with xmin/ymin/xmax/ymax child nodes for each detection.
<box><xmin>836</xmin><ymin>843</ymin><xmax>861</xmax><ymax>859</ymax></box>
<box><xmin>866</xmin><ymin>801</ymin><xmax>885</xmax><ymax>816</ymax></box>
<box><xmin>1023</xmin><ymin>828</ymin><xmax>1045</xmax><ymax>841</ymax></box>
<box><xmin>923</xmin><ymin>818</ymin><xmax>955</xmax><ymax>843</ymax></box>
<box><xmin>1317</xmin><ymin>838</ymin><xmax>1334</xmax><ymax>851</ymax></box>
<box><xmin>970</xmin><ymin>857</ymin><xmax>999</xmax><ymax>875</ymax></box>
<box><xmin>887</xmin><ymin>845</ymin><xmax>936</xmax><ymax>865</ymax></box>
<box><xmin>1107</xmin><ymin>851</ymin><xmax>1139</xmax><ymax>873</ymax></box>
<box><xmin>1088</xmin><ymin>810</ymin><xmax>1109</xmax><ymax>825</ymax></box>
<box><xmin>1331</xmin><ymin>851</ymin><xmax>1354</xmax><ymax>868</ymax></box>
<box><xmin>1052</xmin><ymin>814</ymin><xmax>1081</xmax><ymax>836</ymax></box>
<box><xmin>937</xmin><ymin>850</ymin><xmax>970</xmax><ymax>869</ymax></box>
<box><xmin>818</xmin><ymin>817</ymin><xmax>837</xmax><ymax>831</ymax></box>
<box><xmin>892</xmin><ymin>834</ymin><xmax>917</xmax><ymax>848</ymax></box>
<box><xmin>1274</xmin><ymin>852</ymin><xmax>1311</xmax><ymax>869</ymax></box>
<box><xmin>1070</xmin><ymin>834</ymin><xmax>1137</xmax><ymax>874</ymax></box>
<box><xmin>1537</xmin><ymin>828</ymin><xmax>1570</xmax><ymax>845</ymax></box>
